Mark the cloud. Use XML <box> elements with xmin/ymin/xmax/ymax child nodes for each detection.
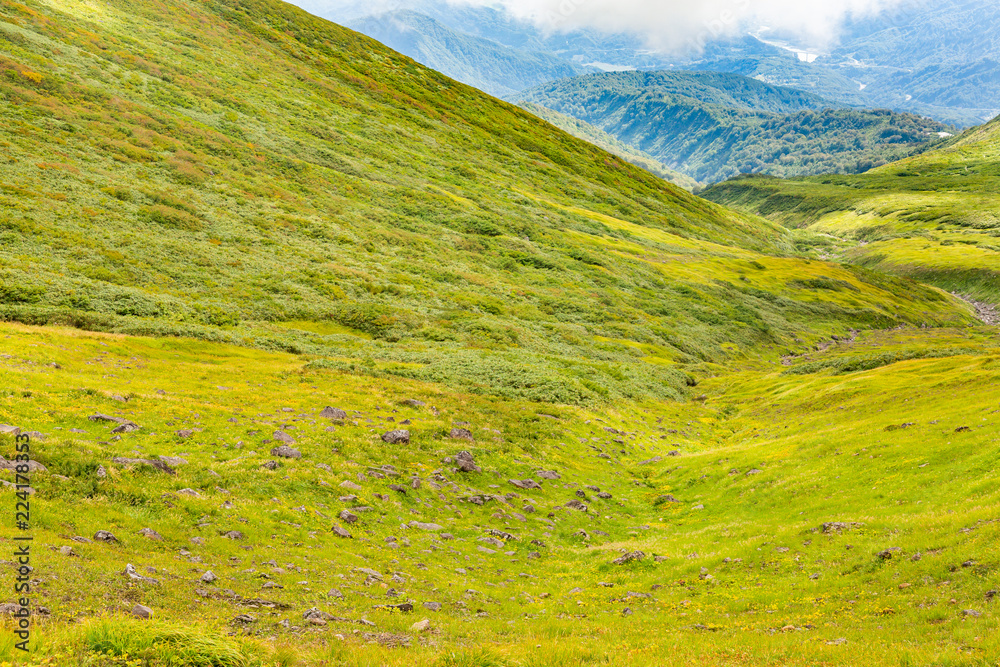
<box><xmin>449</xmin><ymin>0</ymin><xmax>920</xmax><ymax>51</ymax></box>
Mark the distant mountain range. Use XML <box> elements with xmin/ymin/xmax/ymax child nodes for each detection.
<box><xmin>522</xmin><ymin>71</ymin><xmax>953</xmax><ymax>184</ymax></box>
<box><xmin>295</xmin><ymin>0</ymin><xmax>1000</xmax><ymax>127</ymax></box>
<box><xmin>348</xmin><ymin>10</ymin><xmax>592</xmax><ymax>98</ymax></box>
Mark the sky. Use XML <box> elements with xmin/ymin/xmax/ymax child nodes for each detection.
<box><xmin>295</xmin><ymin>0</ymin><xmax>924</xmax><ymax>51</ymax></box>
<box><xmin>470</xmin><ymin>0</ymin><xmax>917</xmax><ymax>48</ymax></box>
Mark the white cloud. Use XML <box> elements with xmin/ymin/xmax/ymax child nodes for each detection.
<box><xmin>450</xmin><ymin>0</ymin><xmax>920</xmax><ymax>51</ymax></box>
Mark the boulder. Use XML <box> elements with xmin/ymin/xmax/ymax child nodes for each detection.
<box><xmin>273</xmin><ymin>430</ymin><xmax>295</xmax><ymax>445</ymax></box>
<box><xmin>381</xmin><ymin>430</ymin><xmax>410</xmax><ymax>445</ymax></box>
<box><xmin>455</xmin><ymin>451</ymin><xmax>480</xmax><ymax>473</ymax></box>
<box><xmin>131</xmin><ymin>604</ymin><xmax>153</xmax><ymax>619</ymax></box>
<box><xmin>449</xmin><ymin>428</ymin><xmax>473</xmax><ymax>442</ymax></box>
<box><xmin>270</xmin><ymin>445</ymin><xmax>301</xmax><ymax>459</ymax></box>
<box><xmin>320</xmin><ymin>407</ymin><xmax>347</xmax><ymax>420</ymax></box>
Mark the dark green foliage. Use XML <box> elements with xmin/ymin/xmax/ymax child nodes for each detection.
<box><xmin>521</xmin><ymin>71</ymin><xmax>953</xmax><ymax>183</ymax></box>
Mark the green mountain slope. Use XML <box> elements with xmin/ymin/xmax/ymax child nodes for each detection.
<box><xmin>521</xmin><ymin>71</ymin><xmax>954</xmax><ymax>183</ymax></box>
<box><xmin>1</xmin><ymin>0</ymin><xmax>969</xmax><ymax>408</ymax></box>
<box><xmin>702</xmin><ymin>115</ymin><xmax>1000</xmax><ymax>304</ymax></box>
<box><xmin>1</xmin><ymin>1</ymin><xmax>998</xmax><ymax>666</ymax></box>
<box><xmin>346</xmin><ymin>10</ymin><xmax>592</xmax><ymax>99</ymax></box>
<box><xmin>519</xmin><ymin>102</ymin><xmax>701</xmax><ymax>190</ymax></box>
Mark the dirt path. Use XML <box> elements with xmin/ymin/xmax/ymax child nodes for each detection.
<box><xmin>952</xmin><ymin>293</ymin><xmax>999</xmax><ymax>325</ymax></box>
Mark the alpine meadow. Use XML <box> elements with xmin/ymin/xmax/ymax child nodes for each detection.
<box><xmin>0</xmin><ymin>1</ymin><xmax>997</xmax><ymax>666</ymax></box>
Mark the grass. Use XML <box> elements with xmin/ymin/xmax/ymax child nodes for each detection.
<box><xmin>0</xmin><ymin>0</ymin><xmax>998</xmax><ymax>665</ymax></box>
<box><xmin>0</xmin><ymin>318</ymin><xmax>998</xmax><ymax>666</ymax></box>
<box><xmin>702</xmin><ymin>115</ymin><xmax>1000</xmax><ymax>304</ymax></box>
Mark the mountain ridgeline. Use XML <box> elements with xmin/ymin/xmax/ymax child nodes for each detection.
<box><xmin>521</xmin><ymin>71</ymin><xmax>954</xmax><ymax>184</ymax></box>
<box><xmin>346</xmin><ymin>9</ymin><xmax>592</xmax><ymax>99</ymax></box>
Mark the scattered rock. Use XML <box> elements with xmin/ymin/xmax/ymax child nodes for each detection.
<box><xmin>201</xmin><ymin>571</ymin><xmax>218</xmax><ymax>584</ymax></box>
<box><xmin>124</xmin><ymin>563</ymin><xmax>159</xmax><ymax>585</ymax></box>
<box><xmin>262</xmin><ymin>461</ymin><xmax>280</xmax><ymax>470</ymax></box>
<box><xmin>612</xmin><ymin>551</ymin><xmax>645</xmax><ymax>565</ymax></box>
<box><xmin>340</xmin><ymin>480</ymin><xmax>363</xmax><ymax>491</ymax></box>
<box><xmin>273</xmin><ymin>430</ymin><xmax>296</xmax><ymax>445</ymax></box>
<box><xmin>449</xmin><ymin>428</ymin><xmax>473</xmax><ymax>442</ymax></box>
<box><xmin>655</xmin><ymin>494</ymin><xmax>680</xmax><ymax>504</ymax></box>
<box><xmin>821</xmin><ymin>522</ymin><xmax>860</xmax><ymax>534</ymax></box>
<box><xmin>963</xmin><ymin>609</ymin><xmax>981</xmax><ymax>618</ymax></box>
<box><xmin>332</xmin><ymin>525</ymin><xmax>351</xmax><ymax>539</ymax></box>
<box><xmin>382</xmin><ymin>430</ymin><xmax>410</xmax><ymax>445</ymax></box>
<box><xmin>339</xmin><ymin>510</ymin><xmax>359</xmax><ymax>524</ymax></box>
<box><xmin>270</xmin><ymin>445</ymin><xmax>301</xmax><ymax>459</ymax></box>
<box><xmin>509</xmin><ymin>479</ymin><xmax>541</xmax><ymax>490</ymax></box>
<box><xmin>175</xmin><ymin>430</ymin><xmax>194</xmax><ymax>439</ymax></box>
<box><xmin>320</xmin><ymin>407</ymin><xmax>347</xmax><ymax>420</ymax></box>
<box><xmin>138</xmin><ymin>528</ymin><xmax>162</xmax><ymax>541</ymax></box>
<box><xmin>410</xmin><ymin>619</ymin><xmax>431</xmax><ymax>632</ymax></box>
<box><xmin>536</xmin><ymin>470</ymin><xmax>560</xmax><ymax>480</ymax></box>
<box><xmin>564</xmin><ymin>500</ymin><xmax>587</xmax><ymax>511</ymax></box>
<box><xmin>409</xmin><ymin>521</ymin><xmax>444</xmax><ymax>531</ymax></box>
<box><xmin>222</xmin><ymin>530</ymin><xmax>245</xmax><ymax>540</ymax></box>
<box><xmin>638</xmin><ymin>456</ymin><xmax>662</xmax><ymax>466</ymax></box>
<box><xmin>455</xmin><ymin>450</ymin><xmax>480</xmax><ymax>473</ymax></box>
<box><xmin>423</xmin><ymin>601</ymin><xmax>441</xmax><ymax>611</ymax></box>
<box><xmin>111</xmin><ymin>457</ymin><xmax>175</xmax><ymax>474</ymax></box>
<box><xmin>158</xmin><ymin>456</ymin><xmax>188</xmax><ymax>467</ymax></box>
<box><xmin>877</xmin><ymin>548</ymin><xmax>901</xmax><ymax>560</ymax></box>
<box><xmin>94</xmin><ymin>530</ymin><xmax>118</xmax><ymax>543</ymax></box>
<box><xmin>402</xmin><ymin>399</ymin><xmax>426</xmax><ymax>408</ymax></box>
<box><xmin>110</xmin><ymin>422</ymin><xmax>141</xmax><ymax>434</ymax></box>
<box><xmin>131</xmin><ymin>604</ymin><xmax>153</xmax><ymax>619</ymax></box>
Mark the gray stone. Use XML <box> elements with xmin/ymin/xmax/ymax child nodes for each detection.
<box><xmin>273</xmin><ymin>430</ymin><xmax>295</xmax><ymax>445</ymax></box>
<box><xmin>449</xmin><ymin>428</ymin><xmax>474</xmax><ymax>442</ymax></box>
<box><xmin>131</xmin><ymin>604</ymin><xmax>153</xmax><ymax>619</ymax></box>
<box><xmin>270</xmin><ymin>445</ymin><xmax>301</xmax><ymax>459</ymax></box>
<box><xmin>456</xmin><ymin>450</ymin><xmax>480</xmax><ymax>473</ymax></box>
<box><xmin>382</xmin><ymin>430</ymin><xmax>410</xmax><ymax>445</ymax></box>
<box><xmin>138</xmin><ymin>528</ymin><xmax>162</xmax><ymax>541</ymax></box>
<box><xmin>612</xmin><ymin>551</ymin><xmax>645</xmax><ymax>565</ymax></box>
<box><xmin>320</xmin><ymin>407</ymin><xmax>347</xmax><ymax>420</ymax></box>
<box><xmin>94</xmin><ymin>530</ymin><xmax>118</xmax><ymax>543</ymax></box>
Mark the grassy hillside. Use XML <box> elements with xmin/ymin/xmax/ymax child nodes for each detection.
<box><xmin>702</xmin><ymin>116</ymin><xmax>1000</xmax><ymax>304</ymax></box>
<box><xmin>0</xmin><ymin>0</ymin><xmax>998</xmax><ymax>665</ymax></box>
<box><xmin>521</xmin><ymin>71</ymin><xmax>955</xmax><ymax>184</ymax></box>
<box><xmin>0</xmin><ymin>0</ymin><xmax>973</xmax><ymax>410</ymax></box>
<box><xmin>519</xmin><ymin>103</ymin><xmax>701</xmax><ymax>190</ymax></box>
<box><xmin>346</xmin><ymin>10</ymin><xmax>591</xmax><ymax>100</ymax></box>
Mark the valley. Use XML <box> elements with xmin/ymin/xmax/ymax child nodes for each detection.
<box><xmin>0</xmin><ymin>0</ymin><xmax>997</xmax><ymax>665</ymax></box>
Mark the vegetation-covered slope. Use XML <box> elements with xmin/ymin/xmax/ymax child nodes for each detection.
<box><xmin>521</xmin><ymin>71</ymin><xmax>954</xmax><ymax>183</ymax></box>
<box><xmin>346</xmin><ymin>10</ymin><xmax>592</xmax><ymax>99</ymax></box>
<box><xmin>0</xmin><ymin>1</ymin><xmax>998</xmax><ymax>666</ymax></box>
<box><xmin>519</xmin><ymin>102</ymin><xmax>701</xmax><ymax>190</ymax></box>
<box><xmin>1</xmin><ymin>0</ymin><xmax>972</xmax><ymax>408</ymax></box>
<box><xmin>702</xmin><ymin>115</ymin><xmax>1000</xmax><ymax>304</ymax></box>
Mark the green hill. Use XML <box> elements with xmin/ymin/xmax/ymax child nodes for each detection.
<box><xmin>519</xmin><ymin>102</ymin><xmax>701</xmax><ymax>190</ymax></box>
<box><xmin>521</xmin><ymin>71</ymin><xmax>955</xmax><ymax>183</ymax></box>
<box><xmin>0</xmin><ymin>1</ymin><xmax>998</xmax><ymax>666</ymax></box>
<box><xmin>702</xmin><ymin>115</ymin><xmax>1000</xmax><ymax>304</ymax></box>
